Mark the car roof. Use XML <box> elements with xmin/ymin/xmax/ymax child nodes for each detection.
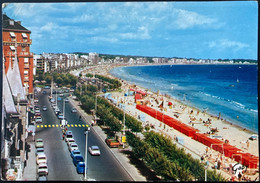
<box><xmin>38</xmin><ymin>163</ymin><xmax>48</xmax><ymax>167</ymax></box>
<box><xmin>72</xmin><ymin>149</ymin><xmax>80</xmax><ymax>153</ymax></box>
<box><xmin>38</xmin><ymin>154</ymin><xmax>46</xmax><ymax>158</ymax></box>
<box><xmin>91</xmin><ymin>146</ymin><xmax>99</xmax><ymax>149</ymax></box>
<box><xmin>36</xmin><ymin>139</ymin><xmax>43</xmax><ymax>141</ymax></box>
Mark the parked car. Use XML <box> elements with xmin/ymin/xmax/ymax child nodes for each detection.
<box><xmin>65</xmin><ymin>98</ymin><xmax>69</xmax><ymax>102</ymax></box>
<box><xmin>69</xmin><ymin>143</ymin><xmax>79</xmax><ymax>152</ymax></box>
<box><xmin>42</xmin><ymin>91</ymin><xmax>47</xmax><ymax>95</ymax></box>
<box><xmin>38</xmin><ymin>163</ymin><xmax>48</xmax><ymax>175</ymax></box>
<box><xmin>34</xmin><ymin>99</ymin><xmax>39</xmax><ymax>103</ymax></box>
<box><xmin>35</xmin><ymin>112</ymin><xmax>41</xmax><ymax>117</ymax></box>
<box><xmin>35</xmin><ymin>109</ymin><xmax>40</xmax><ymax>113</ymax></box>
<box><xmin>71</xmin><ymin>149</ymin><xmax>81</xmax><ymax>159</ymax></box>
<box><xmin>44</xmin><ymin>86</ymin><xmax>50</xmax><ymax>89</ymax></box>
<box><xmin>35</xmin><ymin>147</ymin><xmax>44</xmax><ymax>156</ymax></box>
<box><xmin>42</xmin><ymin>106</ymin><xmax>47</xmax><ymax>111</ymax></box>
<box><xmin>73</xmin><ymin>155</ymin><xmax>84</xmax><ymax>166</ymax></box>
<box><xmin>35</xmin><ymin>117</ymin><xmax>42</xmax><ymax>123</ymax></box>
<box><xmin>60</xmin><ymin>93</ymin><xmax>64</xmax><ymax>97</ymax></box>
<box><xmin>50</xmin><ymin>98</ymin><xmax>55</xmax><ymax>103</ymax></box>
<box><xmin>65</xmin><ymin>131</ymin><xmax>73</xmax><ymax>142</ymax></box>
<box><xmin>67</xmin><ymin>138</ymin><xmax>75</xmax><ymax>147</ymax></box>
<box><xmin>249</xmin><ymin>134</ymin><xmax>258</xmax><ymax>141</ymax></box>
<box><xmin>105</xmin><ymin>138</ymin><xmax>120</xmax><ymax>148</ymax></box>
<box><xmin>76</xmin><ymin>162</ymin><xmax>85</xmax><ymax>174</ymax></box>
<box><xmin>35</xmin><ymin>139</ymin><xmax>44</xmax><ymax>148</ymax></box>
<box><xmin>36</xmin><ymin>154</ymin><xmax>47</xmax><ymax>165</ymax></box>
<box><xmin>57</xmin><ymin>97</ymin><xmax>62</xmax><ymax>101</ymax></box>
<box><xmin>72</xmin><ymin>96</ymin><xmax>77</xmax><ymax>100</ymax></box>
<box><xmin>58</xmin><ymin>114</ymin><xmax>64</xmax><ymax>119</ymax></box>
<box><xmin>71</xmin><ymin>108</ymin><xmax>77</xmax><ymax>113</ymax></box>
<box><xmin>37</xmin><ymin>172</ymin><xmax>47</xmax><ymax>181</ymax></box>
<box><xmin>88</xmin><ymin>146</ymin><xmax>101</xmax><ymax>156</ymax></box>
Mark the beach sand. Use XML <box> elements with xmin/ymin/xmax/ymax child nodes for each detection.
<box><xmin>81</xmin><ymin>64</ymin><xmax>259</xmax><ymax>180</ymax></box>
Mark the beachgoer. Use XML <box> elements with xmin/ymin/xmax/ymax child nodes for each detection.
<box><xmin>206</xmin><ymin>147</ymin><xmax>209</xmax><ymax>154</ymax></box>
<box><xmin>214</xmin><ymin>161</ymin><xmax>218</xmax><ymax>169</ymax></box>
<box><xmin>238</xmin><ymin>172</ymin><xmax>242</xmax><ymax>181</ymax></box>
<box><xmin>246</xmin><ymin>140</ymin><xmax>249</xmax><ymax>149</ymax></box>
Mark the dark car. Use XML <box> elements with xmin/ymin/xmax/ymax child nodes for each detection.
<box><xmin>73</xmin><ymin>155</ymin><xmax>84</xmax><ymax>166</ymax></box>
<box><xmin>71</xmin><ymin>149</ymin><xmax>81</xmax><ymax>159</ymax></box>
<box><xmin>76</xmin><ymin>162</ymin><xmax>85</xmax><ymax>174</ymax></box>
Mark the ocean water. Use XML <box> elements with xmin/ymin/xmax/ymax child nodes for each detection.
<box><xmin>110</xmin><ymin>64</ymin><xmax>258</xmax><ymax>133</ymax></box>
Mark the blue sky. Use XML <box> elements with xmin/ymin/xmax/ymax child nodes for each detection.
<box><xmin>3</xmin><ymin>1</ymin><xmax>258</xmax><ymax>60</ymax></box>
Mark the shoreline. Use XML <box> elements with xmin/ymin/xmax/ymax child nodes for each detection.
<box><xmin>107</xmin><ymin>64</ymin><xmax>258</xmax><ymax>135</ymax></box>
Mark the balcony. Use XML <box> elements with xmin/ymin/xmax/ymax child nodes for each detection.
<box><xmin>24</xmin><ymin>64</ymin><xmax>29</xmax><ymax>68</ymax></box>
<box><xmin>19</xmin><ymin>52</ymin><xmax>33</xmax><ymax>57</ymax></box>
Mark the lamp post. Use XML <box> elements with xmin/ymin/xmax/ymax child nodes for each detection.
<box><xmin>84</xmin><ymin>126</ymin><xmax>90</xmax><ymax>180</ymax></box>
<box><xmin>123</xmin><ymin>91</ymin><xmax>126</xmax><ymax>149</ymax></box>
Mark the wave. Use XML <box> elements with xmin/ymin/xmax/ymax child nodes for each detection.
<box><xmin>199</xmin><ymin>91</ymin><xmax>257</xmax><ymax>113</ymax></box>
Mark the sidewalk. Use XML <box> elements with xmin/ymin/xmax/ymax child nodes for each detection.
<box><xmin>23</xmin><ymin>137</ymin><xmax>36</xmax><ymax>181</ymax></box>
<box><xmin>69</xmin><ymin>97</ymin><xmax>147</xmax><ymax>181</ymax></box>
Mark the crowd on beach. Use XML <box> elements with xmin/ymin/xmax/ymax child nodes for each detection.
<box><xmin>81</xmin><ymin>64</ymin><xmax>259</xmax><ymax>181</ymax></box>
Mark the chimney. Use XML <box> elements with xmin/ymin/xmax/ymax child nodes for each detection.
<box><xmin>17</xmin><ymin>21</ymin><xmax>21</xmax><ymax>25</ymax></box>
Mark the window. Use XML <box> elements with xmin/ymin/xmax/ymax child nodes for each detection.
<box><xmin>10</xmin><ymin>46</ymin><xmax>15</xmax><ymax>51</ymax></box>
<box><xmin>22</xmin><ymin>47</ymin><xmax>26</xmax><ymax>52</ymax></box>
<box><xmin>24</xmin><ymin>70</ymin><xmax>28</xmax><ymax>75</ymax></box>
<box><xmin>22</xmin><ymin>33</ymin><xmax>27</xmax><ymax>38</ymax></box>
<box><xmin>10</xmin><ymin>32</ymin><xmax>16</xmax><ymax>37</ymax></box>
<box><xmin>24</xmin><ymin>58</ymin><xmax>29</xmax><ymax>63</ymax></box>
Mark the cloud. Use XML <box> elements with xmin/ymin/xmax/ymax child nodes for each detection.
<box><xmin>119</xmin><ymin>26</ymin><xmax>151</xmax><ymax>40</ymax></box>
<box><xmin>174</xmin><ymin>9</ymin><xmax>217</xmax><ymax>29</ymax></box>
<box><xmin>208</xmin><ymin>39</ymin><xmax>249</xmax><ymax>51</ymax></box>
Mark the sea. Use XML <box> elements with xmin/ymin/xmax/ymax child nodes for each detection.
<box><xmin>110</xmin><ymin>64</ymin><xmax>258</xmax><ymax>133</ymax></box>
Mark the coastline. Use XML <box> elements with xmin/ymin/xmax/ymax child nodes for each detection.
<box><xmin>82</xmin><ymin>63</ymin><xmax>258</xmax><ymax>157</ymax></box>
<box><xmin>81</xmin><ymin>63</ymin><xmax>258</xmax><ymax>180</ymax></box>
<box><xmin>107</xmin><ymin>64</ymin><xmax>258</xmax><ymax>134</ymax></box>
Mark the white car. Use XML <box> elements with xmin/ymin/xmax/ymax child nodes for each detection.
<box><xmin>71</xmin><ymin>108</ymin><xmax>77</xmax><ymax>113</ymax></box>
<box><xmin>60</xmin><ymin>93</ymin><xmax>64</xmax><ymax>97</ymax></box>
<box><xmin>69</xmin><ymin>143</ymin><xmax>78</xmax><ymax>152</ymax></box>
<box><xmin>36</xmin><ymin>154</ymin><xmax>47</xmax><ymax>165</ymax></box>
<box><xmin>35</xmin><ymin>147</ymin><xmax>44</xmax><ymax>156</ymax></box>
<box><xmin>249</xmin><ymin>134</ymin><xmax>258</xmax><ymax>140</ymax></box>
<box><xmin>67</xmin><ymin>138</ymin><xmax>75</xmax><ymax>146</ymax></box>
<box><xmin>35</xmin><ymin>117</ymin><xmax>42</xmax><ymax>123</ymax></box>
<box><xmin>38</xmin><ymin>163</ymin><xmax>48</xmax><ymax>175</ymax></box>
<box><xmin>88</xmin><ymin>146</ymin><xmax>101</xmax><ymax>156</ymax></box>
<box><xmin>65</xmin><ymin>98</ymin><xmax>69</xmax><ymax>102</ymax></box>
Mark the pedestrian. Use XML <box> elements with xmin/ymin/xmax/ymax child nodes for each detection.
<box><xmin>246</xmin><ymin>140</ymin><xmax>249</xmax><ymax>149</ymax></box>
<box><xmin>238</xmin><ymin>172</ymin><xmax>242</xmax><ymax>181</ymax></box>
<box><xmin>206</xmin><ymin>147</ymin><xmax>209</xmax><ymax>154</ymax></box>
<box><xmin>214</xmin><ymin>161</ymin><xmax>218</xmax><ymax>169</ymax></box>
<box><xmin>79</xmin><ymin>115</ymin><xmax>81</xmax><ymax>120</ymax></box>
<box><xmin>201</xmin><ymin>155</ymin><xmax>204</xmax><ymax>162</ymax></box>
<box><xmin>62</xmin><ymin>134</ymin><xmax>65</xmax><ymax>140</ymax></box>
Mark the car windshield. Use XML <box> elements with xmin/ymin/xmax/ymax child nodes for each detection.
<box><xmin>39</xmin><ymin>166</ymin><xmax>47</xmax><ymax>169</ymax></box>
<box><xmin>72</xmin><ymin>144</ymin><xmax>77</xmax><ymax>147</ymax></box>
<box><xmin>39</xmin><ymin>157</ymin><xmax>46</xmax><ymax>160</ymax></box>
<box><xmin>67</xmin><ymin>135</ymin><xmax>73</xmax><ymax>138</ymax></box>
<box><xmin>76</xmin><ymin>157</ymin><xmax>83</xmax><ymax>161</ymax></box>
<box><xmin>92</xmin><ymin>146</ymin><xmax>99</xmax><ymax>150</ymax></box>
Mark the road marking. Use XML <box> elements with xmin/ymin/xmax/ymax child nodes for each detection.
<box><xmin>36</xmin><ymin>124</ymin><xmax>89</xmax><ymax>128</ymax></box>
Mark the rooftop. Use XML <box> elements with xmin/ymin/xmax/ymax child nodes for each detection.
<box><xmin>2</xmin><ymin>14</ymin><xmax>31</xmax><ymax>33</ymax></box>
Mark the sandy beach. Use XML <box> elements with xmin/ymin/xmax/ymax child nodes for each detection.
<box><xmin>81</xmin><ymin>64</ymin><xmax>259</xmax><ymax>180</ymax></box>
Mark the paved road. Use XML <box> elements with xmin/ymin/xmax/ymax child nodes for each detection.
<box><xmin>36</xmin><ymin>90</ymin><xmax>81</xmax><ymax>181</ymax></box>
<box><xmin>57</xmin><ymin>93</ymin><xmax>133</xmax><ymax>181</ymax></box>
<box><xmin>36</xmin><ymin>88</ymin><xmax>133</xmax><ymax>181</ymax></box>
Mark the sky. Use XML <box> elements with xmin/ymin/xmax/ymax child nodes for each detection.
<box><xmin>3</xmin><ymin>1</ymin><xmax>258</xmax><ymax>60</ymax></box>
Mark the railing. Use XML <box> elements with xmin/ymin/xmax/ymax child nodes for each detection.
<box><xmin>19</xmin><ymin>52</ymin><xmax>33</xmax><ymax>57</ymax></box>
<box><xmin>24</xmin><ymin>64</ymin><xmax>29</xmax><ymax>68</ymax></box>
<box><xmin>3</xmin><ymin>39</ymin><xmax>32</xmax><ymax>44</ymax></box>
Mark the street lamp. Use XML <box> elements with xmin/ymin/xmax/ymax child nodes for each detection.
<box><xmin>84</xmin><ymin>126</ymin><xmax>90</xmax><ymax>180</ymax></box>
<box><xmin>123</xmin><ymin>91</ymin><xmax>126</xmax><ymax>149</ymax></box>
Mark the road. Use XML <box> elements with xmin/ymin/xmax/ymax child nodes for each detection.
<box><xmin>35</xmin><ymin>88</ymin><xmax>133</xmax><ymax>181</ymax></box>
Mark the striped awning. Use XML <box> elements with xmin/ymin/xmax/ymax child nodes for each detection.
<box><xmin>10</xmin><ymin>32</ymin><xmax>16</xmax><ymax>37</ymax></box>
<box><xmin>22</xmin><ymin>33</ymin><xmax>27</xmax><ymax>38</ymax></box>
